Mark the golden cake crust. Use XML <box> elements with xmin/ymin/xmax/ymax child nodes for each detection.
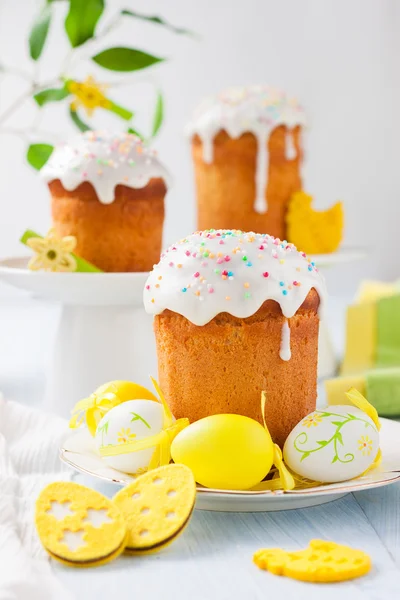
<box><xmin>154</xmin><ymin>288</ymin><xmax>319</xmax><ymax>447</ymax></box>
<box><xmin>192</xmin><ymin>126</ymin><xmax>302</xmax><ymax>239</ymax></box>
<box><xmin>49</xmin><ymin>178</ymin><xmax>166</xmax><ymax>272</ymax></box>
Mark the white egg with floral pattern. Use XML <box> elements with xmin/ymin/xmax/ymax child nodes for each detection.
<box><xmin>95</xmin><ymin>400</ymin><xmax>165</xmax><ymax>475</ymax></box>
<box><xmin>283</xmin><ymin>406</ymin><xmax>380</xmax><ymax>483</ymax></box>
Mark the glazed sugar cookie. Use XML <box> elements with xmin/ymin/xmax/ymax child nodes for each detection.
<box><xmin>254</xmin><ymin>539</ymin><xmax>371</xmax><ymax>583</ymax></box>
<box><xmin>113</xmin><ymin>464</ymin><xmax>196</xmax><ymax>553</ymax></box>
<box><xmin>36</xmin><ymin>482</ymin><xmax>127</xmax><ymax>567</ymax></box>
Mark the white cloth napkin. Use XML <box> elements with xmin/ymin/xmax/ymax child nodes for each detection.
<box><xmin>0</xmin><ymin>395</ymin><xmax>74</xmax><ymax>600</ymax></box>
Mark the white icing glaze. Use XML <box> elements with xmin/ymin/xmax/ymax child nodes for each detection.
<box><xmin>285</xmin><ymin>128</ymin><xmax>297</xmax><ymax>161</ymax></box>
<box><xmin>279</xmin><ymin>320</ymin><xmax>291</xmax><ymax>361</ymax></box>
<box><xmin>41</xmin><ymin>130</ymin><xmax>171</xmax><ymax>204</ymax></box>
<box><xmin>186</xmin><ymin>86</ymin><xmax>306</xmax><ymax>214</ymax></box>
<box><xmin>144</xmin><ymin>230</ymin><xmax>326</xmax><ymax>327</ymax></box>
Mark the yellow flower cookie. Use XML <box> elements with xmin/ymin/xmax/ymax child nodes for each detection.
<box><xmin>35</xmin><ymin>482</ymin><xmax>127</xmax><ymax>568</ymax></box>
<box><xmin>113</xmin><ymin>464</ymin><xmax>196</xmax><ymax>553</ymax></box>
<box><xmin>254</xmin><ymin>539</ymin><xmax>371</xmax><ymax>583</ymax></box>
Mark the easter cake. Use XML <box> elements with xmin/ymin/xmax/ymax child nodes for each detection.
<box><xmin>144</xmin><ymin>229</ymin><xmax>327</xmax><ymax>447</ymax></box>
<box><xmin>41</xmin><ymin>130</ymin><xmax>171</xmax><ymax>272</ymax></box>
<box><xmin>186</xmin><ymin>86</ymin><xmax>306</xmax><ymax>239</ymax></box>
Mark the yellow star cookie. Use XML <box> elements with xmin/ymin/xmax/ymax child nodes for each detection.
<box><xmin>254</xmin><ymin>539</ymin><xmax>371</xmax><ymax>583</ymax></box>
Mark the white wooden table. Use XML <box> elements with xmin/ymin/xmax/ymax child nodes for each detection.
<box><xmin>0</xmin><ymin>290</ymin><xmax>399</xmax><ymax>600</ymax></box>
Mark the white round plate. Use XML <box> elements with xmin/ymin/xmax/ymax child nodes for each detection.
<box><xmin>60</xmin><ymin>417</ymin><xmax>400</xmax><ymax>512</ymax></box>
<box><xmin>0</xmin><ymin>257</ymin><xmax>148</xmax><ymax>306</ymax></box>
<box><xmin>309</xmin><ymin>247</ymin><xmax>368</xmax><ymax>268</ymax></box>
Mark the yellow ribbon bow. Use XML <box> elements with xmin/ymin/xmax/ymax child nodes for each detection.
<box><xmin>250</xmin><ymin>391</ymin><xmax>295</xmax><ymax>492</ymax></box>
<box><xmin>99</xmin><ymin>377</ymin><xmax>190</xmax><ymax>471</ymax></box>
<box><xmin>70</xmin><ymin>388</ymin><xmax>121</xmax><ymax>436</ymax></box>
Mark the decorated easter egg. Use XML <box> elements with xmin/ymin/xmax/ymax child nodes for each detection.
<box><xmin>283</xmin><ymin>406</ymin><xmax>380</xmax><ymax>483</ymax></box>
<box><xmin>113</xmin><ymin>464</ymin><xmax>196</xmax><ymax>552</ymax></box>
<box><xmin>95</xmin><ymin>399</ymin><xmax>164</xmax><ymax>475</ymax></box>
<box><xmin>35</xmin><ymin>481</ymin><xmax>127</xmax><ymax>566</ymax></box>
<box><xmin>170</xmin><ymin>414</ymin><xmax>274</xmax><ymax>490</ymax></box>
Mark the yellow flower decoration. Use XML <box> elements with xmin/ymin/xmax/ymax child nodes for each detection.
<box><xmin>27</xmin><ymin>228</ymin><xmax>77</xmax><ymax>272</ymax></box>
<box><xmin>358</xmin><ymin>435</ymin><xmax>373</xmax><ymax>456</ymax></box>
<box><xmin>302</xmin><ymin>413</ymin><xmax>323</xmax><ymax>428</ymax></box>
<box><xmin>117</xmin><ymin>428</ymin><xmax>137</xmax><ymax>444</ymax></box>
<box><xmin>67</xmin><ymin>76</ymin><xmax>111</xmax><ymax>117</ymax></box>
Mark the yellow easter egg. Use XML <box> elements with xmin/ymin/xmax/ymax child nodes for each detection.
<box><xmin>113</xmin><ymin>464</ymin><xmax>196</xmax><ymax>553</ymax></box>
<box><xmin>96</xmin><ymin>380</ymin><xmax>157</xmax><ymax>403</ymax></box>
<box><xmin>171</xmin><ymin>414</ymin><xmax>274</xmax><ymax>490</ymax></box>
<box><xmin>35</xmin><ymin>482</ymin><xmax>127</xmax><ymax>567</ymax></box>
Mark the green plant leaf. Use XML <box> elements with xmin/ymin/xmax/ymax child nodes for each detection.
<box><xmin>336</xmin><ymin>432</ymin><xmax>344</xmax><ymax>445</ymax></box>
<box><xmin>331</xmin><ymin>421</ymin><xmax>345</xmax><ymax>427</ymax></box>
<box><xmin>331</xmin><ymin>455</ymin><xmax>339</xmax><ymax>464</ymax></box>
<box><xmin>127</xmin><ymin>127</ymin><xmax>144</xmax><ymax>140</ymax></box>
<box><xmin>34</xmin><ymin>86</ymin><xmax>70</xmax><ymax>107</ymax></box>
<box><xmin>29</xmin><ymin>4</ymin><xmax>52</xmax><ymax>60</ymax></box>
<box><xmin>26</xmin><ymin>144</ymin><xmax>54</xmax><ymax>169</ymax></box>
<box><xmin>316</xmin><ymin>440</ymin><xmax>328</xmax><ymax>447</ymax></box>
<box><xmin>92</xmin><ymin>47</ymin><xmax>164</xmax><ymax>72</ymax></box>
<box><xmin>65</xmin><ymin>0</ymin><xmax>104</xmax><ymax>48</ymax></box>
<box><xmin>121</xmin><ymin>9</ymin><xmax>196</xmax><ymax>37</ymax></box>
<box><xmin>107</xmin><ymin>101</ymin><xmax>133</xmax><ymax>121</ymax></box>
<box><xmin>151</xmin><ymin>91</ymin><xmax>163</xmax><ymax>137</ymax></box>
<box><xmin>69</xmin><ymin>107</ymin><xmax>91</xmax><ymax>132</ymax></box>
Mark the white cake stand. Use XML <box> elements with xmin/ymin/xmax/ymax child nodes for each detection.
<box><xmin>311</xmin><ymin>247</ymin><xmax>368</xmax><ymax>379</ymax></box>
<box><xmin>0</xmin><ymin>257</ymin><xmax>156</xmax><ymax>417</ymax></box>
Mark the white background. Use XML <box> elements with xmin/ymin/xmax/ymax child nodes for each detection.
<box><xmin>1</xmin><ymin>0</ymin><xmax>400</xmax><ymax>295</ymax></box>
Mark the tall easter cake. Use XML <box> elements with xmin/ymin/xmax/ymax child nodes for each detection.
<box><xmin>144</xmin><ymin>229</ymin><xmax>327</xmax><ymax>446</ymax></box>
<box><xmin>186</xmin><ymin>86</ymin><xmax>306</xmax><ymax>239</ymax></box>
<box><xmin>41</xmin><ymin>131</ymin><xmax>171</xmax><ymax>272</ymax></box>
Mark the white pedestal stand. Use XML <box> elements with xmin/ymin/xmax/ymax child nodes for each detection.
<box><xmin>312</xmin><ymin>248</ymin><xmax>367</xmax><ymax>379</ymax></box>
<box><xmin>0</xmin><ymin>258</ymin><xmax>155</xmax><ymax>417</ymax></box>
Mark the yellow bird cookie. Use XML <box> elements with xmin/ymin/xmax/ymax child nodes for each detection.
<box><xmin>254</xmin><ymin>539</ymin><xmax>371</xmax><ymax>583</ymax></box>
<box><xmin>286</xmin><ymin>191</ymin><xmax>344</xmax><ymax>254</ymax></box>
<box><xmin>113</xmin><ymin>464</ymin><xmax>196</xmax><ymax>553</ymax></box>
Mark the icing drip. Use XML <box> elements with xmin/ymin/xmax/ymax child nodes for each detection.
<box><xmin>186</xmin><ymin>86</ymin><xmax>306</xmax><ymax>214</ymax></box>
<box><xmin>254</xmin><ymin>132</ymin><xmax>268</xmax><ymax>214</ymax></box>
<box><xmin>285</xmin><ymin>128</ymin><xmax>297</xmax><ymax>161</ymax></box>
<box><xmin>202</xmin><ymin>137</ymin><xmax>214</xmax><ymax>164</ymax></box>
<box><xmin>41</xmin><ymin>130</ymin><xmax>171</xmax><ymax>204</ymax></box>
<box><xmin>144</xmin><ymin>229</ymin><xmax>326</xmax><ymax>327</ymax></box>
<box><xmin>279</xmin><ymin>320</ymin><xmax>291</xmax><ymax>361</ymax></box>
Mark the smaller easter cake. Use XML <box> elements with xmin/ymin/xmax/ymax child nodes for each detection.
<box><xmin>144</xmin><ymin>229</ymin><xmax>327</xmax><ymax>446</ymax></box>
<box><xmin>186</xmin><ymin>86</ymin><xmax>306</xmax><ymax>238</ymax></box>
<box><xmin>41</xmin><ymin>131</ymin><xmax>171</xmax><ymax>272</ymax></box>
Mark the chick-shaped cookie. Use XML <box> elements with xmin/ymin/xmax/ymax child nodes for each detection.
<box><xmin>286</xmin><ymin>191</ymin><xmax>344</xmax><ymax>254</ymax></box>
<box><xmin>254</xmin><ymin>539</ymin><xmax>371</xmax><ymax>583</ymax></box>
